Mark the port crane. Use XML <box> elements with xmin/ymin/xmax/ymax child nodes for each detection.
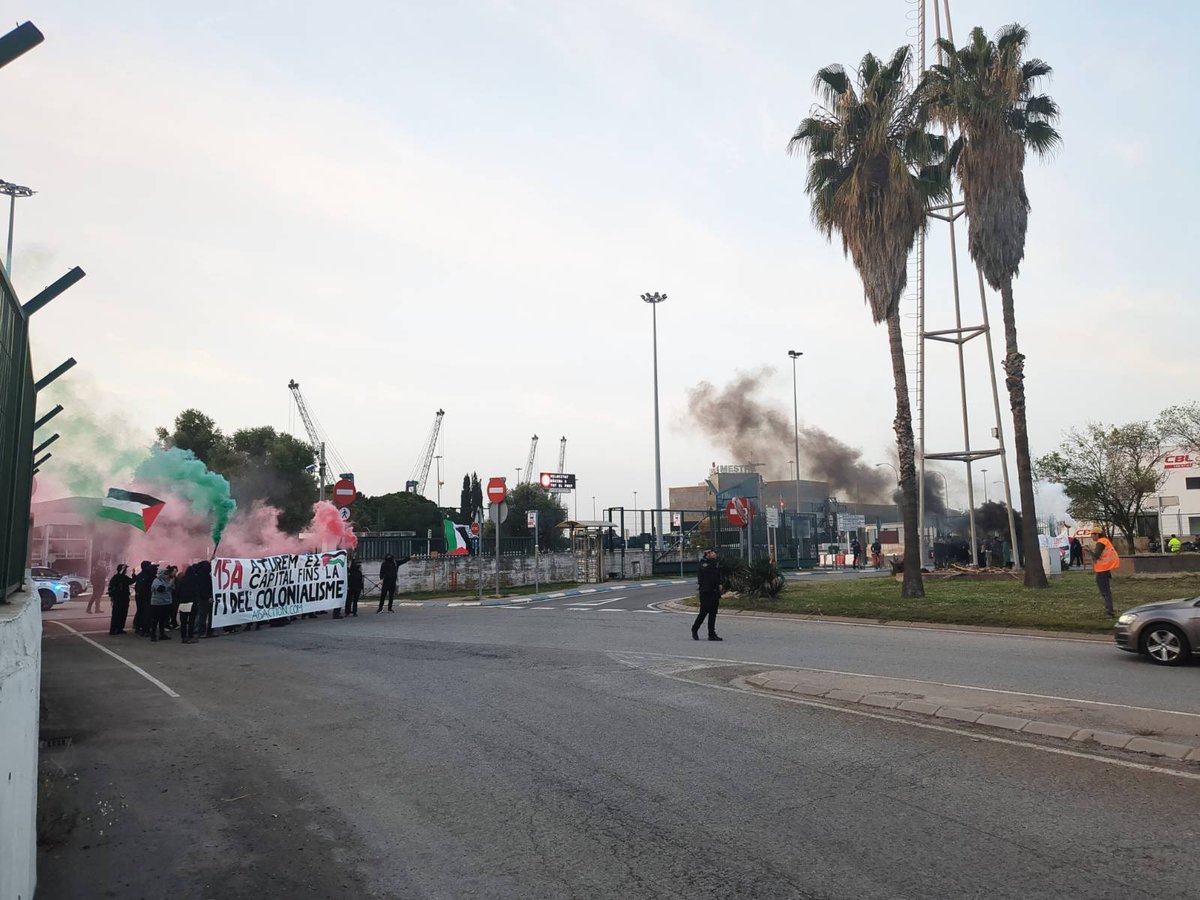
<box><xmin>407</xmin><ymin>409</ymin><xmax>445</xmax><ymax>495</ymax></box>
<box><xmin>288</xmin><ymin>379</ymin><xmax>351</xmax><ymax>500</ymax></box>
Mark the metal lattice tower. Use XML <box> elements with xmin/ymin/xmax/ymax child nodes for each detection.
<box><xmin>910</xmin><ymin>0</ymin><xmax>1020</xmax><ymax>566</ymax></box>
<box><xmin>522</xmin><ymin>435</ymin><xmax>539</xmax><ymax>484</ymax></box>
<box><xmin>407</xmin><ymin>409</ymin><xmax>445</xmax><ymax>495</ymax></box>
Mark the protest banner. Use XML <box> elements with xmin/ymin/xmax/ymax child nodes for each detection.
<box><xmin>211</xmin><ymin>550</ymin><xmax>348</xmax><ymax>627</ymax></box>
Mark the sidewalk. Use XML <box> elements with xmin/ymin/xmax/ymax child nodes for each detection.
<box><xmin>741</xmin><ymin>666</ymin><xmax>1200</xmax><ymax>764</ymax></box>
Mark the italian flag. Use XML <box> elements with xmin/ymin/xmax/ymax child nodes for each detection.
<box><xmin>444</xmin><ymin>519</ymin><xmax>470</xmax><ymax>555</ymax></box>
<box><xmin>97</xmin><ymin>488</ymin><xmax>166</xmax><ymax>532</ymax></box>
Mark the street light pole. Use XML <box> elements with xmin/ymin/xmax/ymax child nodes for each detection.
<box><xmin>982</xmin><ymin>468</ymin><xmax>990</xmax><ymax>504</ymax></box>
<box><xmin>642</xmin><ymin>292</ymin><xmax>667</xmax><ymax>549</ymax></box>
<box><xmin>0</xmin><ymin>179</ymin><xmax>36</xmax><ymax>277</ymax></box>
<box><xmin>788</xmin><ymin>350</ymin><xmax>803</xmax><ymax>563</ymax></box>
<box><xmin>434</xmin><ymin>455</ymin><xmax>443</xmax><ymax>508</ymax></box>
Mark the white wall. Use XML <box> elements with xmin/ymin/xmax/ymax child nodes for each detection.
<box><xmin>360</xmin><ymin>550</ymin><xmax>661</xmax><ymax>593</ymax></box>
<box><xmin>0</xmin><ymin>590</ymin><xmax>41</xmax><ymax>900</ymax></box>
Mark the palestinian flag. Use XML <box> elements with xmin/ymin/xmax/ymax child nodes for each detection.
<box><xmin>97</xmin><ymin>488</ymin><xmax>166</xmax><ymax>532</ymax></box>
<box><xmin>444</xmin><ymin>519</ymin><xmax>470</xmax><ymax>555</ymax></box>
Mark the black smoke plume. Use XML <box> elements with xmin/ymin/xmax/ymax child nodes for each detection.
<box><xmin>686</xmin><ymin>367</ymin><xmax>945</xmax><ymax>512</ymax></box>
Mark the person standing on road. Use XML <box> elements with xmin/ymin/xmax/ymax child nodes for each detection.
<box><xmin>870</xmin><ymin>538</ymin><xmax>882</xmax><ymax>569</ymax></box>
<box><xmin>133</xmin><ymin>561</ymin><xmax>156</xmax><ymax>636</ymax></box>
<box><xmin>106</xmin><ymin>564</ymin><xmax>134</xmax><ymax>635</ymax></box>
<box><xmin>850</xmin><ymin>537</ymin><xmax>862</xmax><ymax>570</ymax></box>
<box><xmin>191</xmin><ymin>560</ymin><xmax>214</xmax><ymax>639</ymax></box>
<box><xmin>347</xmin><ymin>558</ymin><xmax>363</xmax><ymax>617</ymax></box>
<box><xmin>377</xmin><ymin>554</ymin><xmax>398</xmax><ymax>613</ymax></box>
<box><xmin>691</xmin><ymin>548</ymin><xmax>723</xmax><ymax>642</ymax></box>
<box><xmin>150</xmin><ymin>565</ymin><xmax>176</xmax><ymax>641</ymax></box>
<box><xmin>1086</xmin><ymin>526</ymin><xmax>1121</xmax><ymax>618</ymax></box>
<box><xmin>86</xmin><ymin>559</ymin><xmax>108</xmax><ymax>614</ymax></box>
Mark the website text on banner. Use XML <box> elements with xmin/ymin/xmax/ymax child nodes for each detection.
<box><xmin>210</xmin><ymin>550</ymin><xmax>348</xmax><ymax>627</ymax></box>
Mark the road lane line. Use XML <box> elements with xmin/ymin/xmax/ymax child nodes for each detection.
<box><xmin>607</xmin><ymin>650</ymin><xmax>1200</xmax><ymax>721</ymax></box>
<box><xmin>702</xmin><ymin>675</ymin><xmax>1200</xmax><ymax>783</ymax></box>
<box><xmin>48</xmin><ymin>621</ymin><xmax>180</xmax><ymax>698</ymax></box>
<box><xmin>565</xmin><ymin>597</ymin><xmax>623</xmax><ymax>607</ymax></box>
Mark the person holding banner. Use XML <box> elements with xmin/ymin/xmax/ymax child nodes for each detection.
<box><xmin>346</xmin><ymin>558</ymin><xmax>363</xmax><ymax>617</ymax></box>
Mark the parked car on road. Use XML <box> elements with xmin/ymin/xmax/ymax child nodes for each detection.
<box><xmin>1114</xmin><ymin>598</ymin><xmax>1200</xmax><ymax>666</ymax></box>
<box><xmin>30</xmin><ymin>566</ymin><xmax>88</xmax><ymax>597</ymax></box>
<box><xmin>28</xmin><ymin>569</ymin><xmax>71</xmax><ymax>610</ymax></box>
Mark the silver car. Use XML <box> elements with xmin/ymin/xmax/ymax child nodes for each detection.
<box><xmin>1113</xmin><ymin>598</ymin><xmax>1200</xmax><ymax>666</ymax></box>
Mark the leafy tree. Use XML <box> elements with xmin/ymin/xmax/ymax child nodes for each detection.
<box><xmin>458</xmin><ymin>474</ymin><xmax>472</xmax><ymax>524</ymax></box>
<box><xmin>1156</xmin><ymin>403</ymin><xmax>1200</xmax><ymax>454</ymax></box>
<box><xmin>923</xmin><ymin>24</ymin><xmax>1061</xmax><ymax>588</ymax></box>
<box><xmin>502</xmin><ymin>483</ymin><xmax>568</xmax><ymax>550</ymax></box>
<box><xmin>354</xmin><ymin>491</ymin><xmax>442</xmax><ymax>537</ymax></box>
<box><xmin>789</xmin><ymin>45</ymin><xmax>952</xmax><ymax>598</ymax></box>
<box><xmin>470</xmin><ymin>473</ymin><xmax>483</xmax><ymax>522</ymax></box>
<box><xmin>229</xmin><ymin>426</ymin><xmax>316</xmax><ymax>533</ymax></box>
<box><xmin>155</xmin><ymin>409</ymin><xmax>238</xmax><ymax>473</ymax></box>
<box><xmin>1036</xmin><ymin>422</ymin><xmax>1167</xmax><ymax>552</ymax></box>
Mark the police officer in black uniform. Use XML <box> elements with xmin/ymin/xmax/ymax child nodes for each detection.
<box><xmin>692</xmin><ymin>548</ymin><xmax>723</xmax><ymax>641</ymax></box>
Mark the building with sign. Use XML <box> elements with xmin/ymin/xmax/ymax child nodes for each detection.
<box><xmin>1142</xmin><ymin>448</ymin><xmax>1200</xmax><ymax>540</ymax></box>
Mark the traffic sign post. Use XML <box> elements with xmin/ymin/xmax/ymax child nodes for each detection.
<box><xmin>539</xmin><ymin>472</ymin><xmax>575</xmax><ymax>492</ymax></box>
<box><xmin>527</xmin><ymin>509</ymin><xmax>539</xmax><ymax>593</ymax></box>
<box><xmin>487</xmin><ymin>477</ymin><xmax>508</xmax><ymax>505</ymax></box>
<box><xmin>726</xmin><ymin>497</ymin><xmax>754</xmax><ymax>563</ymax></box>
<box><xmin>332</xmin><ymin>478</ymin><xmax>356</xmax><ymax>509</ymax></box>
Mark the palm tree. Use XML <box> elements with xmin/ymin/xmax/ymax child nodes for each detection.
<box><xmin>923</xmin><ymin>24</ymin><xmax>1061</xmax><ymax>588</ymax></box>
<box><xmin>788</xmin><ymin>46</ymin><xmax>951</xmax><ymax>598</ymax></box>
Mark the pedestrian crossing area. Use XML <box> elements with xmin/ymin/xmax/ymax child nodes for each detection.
<box><xmin>494</xmin><ymin>595</ymin><xmax>672</xmax><ymax>613</ymax></box>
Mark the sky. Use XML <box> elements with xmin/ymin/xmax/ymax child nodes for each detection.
<box><xmin>8</xmin><ymin>0</ymin><xmax>1197</xmax><ymax>522</ymax></box>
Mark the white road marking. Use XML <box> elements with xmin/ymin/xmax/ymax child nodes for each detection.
<box><xmin>48</xmin><ymin>621</ymin><xmax>180</xmax><ymax>698</ymax></box>
<box><xmin>545</xmin><ymin>593</ymin><xmax>566</xmax><ymax>599</ymax></box>
<box><xmin>696</xmin><ymin>675</ymin><xmax>1200</xmax><ymax>783</ymax></box>
<box><xmin>565</xmin><ymin>597</ymin><xmax>623</xmax><ymax>608</ymax></box>
<box><xmin>600</xmin><ymin>609</ymin><xmax>626</xmax><ymax>613</ymax></box>
<box><xmin>608</xmin><ymin>650</ymin><xmax>1200</xmax><ymax>721</ymax></box>
<box><xmin>577</xmin><ymin>589</ymin><xmax>597</xmax><ymax>594</ymax></box>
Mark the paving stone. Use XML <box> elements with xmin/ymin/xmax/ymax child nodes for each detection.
<box><xmin>1124</xmin><ymin>737</ymin><xmax>1193</xmax><ymax>760</ymax></box>
<box><xmin>897</xmin><ymin>699</ymin><xmax>941</xmax><ymax>716</ymax></box>
<box><xmin>859</xmin><ymin>694</ymin><xmax>901</xmax><ymax>710</ymax></box>
<box><xmin>825</xmin><ymin>689</ymin><xmax>865</xmax><ymax>704</ymax></box>
<box><xmin>1072</xmin><ymin>729</ymin><xmax>1132</xmax><ymax>750</ymax></box>
<box><xmin>934</xmin><ymin>706</ymin><xmax>983</xmax><ymax>724</ymax></box>
<box><xmin>788</xmin><ymin>683</ymin><xmax>830</xmax><ymax>698</ymax></box>
<box><xmin>976</xmin><ymin>713</ymin><xmax>1031</xmax><ymax>732</ymax></box>
<box><xmin>1021</xmin><ymin>720</ymin><xmax>1080</xmax><ymax>740</ymax></box>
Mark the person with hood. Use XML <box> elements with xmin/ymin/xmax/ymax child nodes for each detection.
<box><xmin>176</xmin><ymin>563</ymin><xmax>198</xmax><ymax>644</ymax></box>
<box><xmin>106</xmin><ymin>564</ymin><xmax>134</xmax><ymax>635</ymax></box>
<box><xmin>133</xmin><ymin>561</ymin><xmax>156</xmax><ymax>636</ymax></box>
<box><xmin>346</xmin><ymin>558</ymin><xmax>363</xmax><ymax>617</ymax></box>
<box><xmin>691</xmin><ymin>548</ymin><xmax>724</xmax><ymax>641</ymax></box>
<box><xmin>377</xmin><ymin>553</ymin><xmax>399</xmax><ymax>613</ymax></box>
<box><xmin>150</xmin><ymin>565</ymin><xmax>176</xmax><ymax>641</ymax></box>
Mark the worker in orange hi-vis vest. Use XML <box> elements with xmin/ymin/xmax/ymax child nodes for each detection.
<box><xmin>1087</xmin><ymin>525</ymin><xmax>1121</xmax><ymax>618</ymax></box>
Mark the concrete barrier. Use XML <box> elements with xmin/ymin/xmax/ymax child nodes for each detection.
<box><xmin>0</xmin><ymin>589</ymin><xmax>40</xmax><ymax>900</ymax></box>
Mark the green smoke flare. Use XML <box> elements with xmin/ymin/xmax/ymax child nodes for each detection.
<box><xmin>134</xmin><ymin>447</ymin><xmax>237</xmax><ymax>542</ymax></box>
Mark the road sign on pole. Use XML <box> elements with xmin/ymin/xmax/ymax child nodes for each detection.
<box><xmin>332</xmin><ymin>478</ymin><xmax>356</xmax><ymax>508</ymax></box>
<box><xmin>487</xmin><ymin>477</ymin><xmax>508</xmax><ymax>504</ymax></box>
<box><xmin>528</xmin><ymin>509</ymin><xmax>540</xmax><ymax>594</ymax></box>
<box><xmin>726</xmin><ymin>497</ymin><xmax>753</xmax><ymax>527</ymax></box>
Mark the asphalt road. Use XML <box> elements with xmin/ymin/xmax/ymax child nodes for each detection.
<box><xmin>37</xmin><ymin>586</ymin><xmax>1200</xmax><ymax>899</ymax></box>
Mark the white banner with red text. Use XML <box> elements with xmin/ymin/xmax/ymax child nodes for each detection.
<box><xmin>211</xmin><ymin>550</ymin><xmax>348</xmax><ymax>627</ymax></box>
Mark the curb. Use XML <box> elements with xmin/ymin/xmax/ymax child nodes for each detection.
<box><xmin>402</xmin><ymin>580</ymin><xmax>692</xmax><ymax>609</ymax></box>
<box><xmin>743</xmin><ymin>672</ymin><xmax>1200</xmax><ymax>764</ymax></box>
<box><xmin>659</xmin><ymin>600</ymin><xmax>1111</xmax><ymax>643</ymax></box>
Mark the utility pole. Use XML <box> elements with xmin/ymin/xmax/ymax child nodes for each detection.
<box><xmin>789</xmin><ymin>350</ymin><xmax>803</xmax><ymax>562</ymax></box>
<box><xmin>0</xmin><ymin>179</ymin><xmax>35</xmax><ymax>276</ymax></box>
<box><xmin>641</xmin><ymin>292</ymin><xmax>667</xmax><ymax>549</ymax></box>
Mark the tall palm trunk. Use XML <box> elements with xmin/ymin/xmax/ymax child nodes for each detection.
<box><xmin>999</xmin><ymin>277</ymin><xmax>1049</xmax><ymax>588</ymax></box>
<box><xmin>886</xmin><ymin>312</ymin><xmax>924</xmax><ymax>598</ymax></box>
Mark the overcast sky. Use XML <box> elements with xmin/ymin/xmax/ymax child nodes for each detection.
<box><xmin>11</xmin><ymin>0</ymin><xmax>1196</xmax><ymax>520</ymax></box>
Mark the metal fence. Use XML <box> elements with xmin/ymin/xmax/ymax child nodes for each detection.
<box><xmin>0</xmin><ymin>266</ymin><xmax>33</xmax><ymax>599</ymax></box>
<box><xmin>355</xmin><ymin>534</ymin><xmax>534</xmax><ymax>561</ymax></box>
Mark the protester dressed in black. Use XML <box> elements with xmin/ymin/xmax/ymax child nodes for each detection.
<box><xmin>692</xmin><ymin>549</ymin><xmax>724</xmax><ymax>641</ymax></box>
<box><xmin>106</xmin><ymin>564</ymin><xmax>134</xmax><ymax>635</ymax></box>
<box><xmin>347</xmin><ymin>558</ymin><xmax>363</xmax><ymax>617</ymax></box>
<box><xmin>133</xmin><ymin>561</ymin><xmax>156</xmax><ymax>636</ymax></box>
<box><xmin>377</xmin><ymin>554</ymin><xmax>398</xmax><ymax>613</ymax></box>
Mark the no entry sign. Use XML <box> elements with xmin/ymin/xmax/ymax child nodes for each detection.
<box><xmin>333</xmin><ymin>478</ymin><xmax>356</xmax><ymax>508</ymax></box>
<box><xmin>726</xmin><ymin>497</ymin><xmax>753</xmax><ymax>527</ymax></box>
<box><xmin>487</xmin><ymin>477</ymin><xmax>508</xmax><ymax>504</ymax></box>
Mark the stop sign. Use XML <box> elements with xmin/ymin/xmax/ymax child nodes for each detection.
<box><xmin>726</xmin><ymin>497</ymin><xmax>754</xmax><ymax>527</ymax></box>
<box><xmin>332</xmin><ymin>478</ymin><xmax>356</xmax><ymax>508</ymax></box>
<box><xmin>487</xmin><ymin>477</ymin><xmax>508</xmax><ymax>504</ymax></box>
<box><xmin>470</xmin><ymin>522</ymin><xmax>480</xmax><ymax>537</ymax></box>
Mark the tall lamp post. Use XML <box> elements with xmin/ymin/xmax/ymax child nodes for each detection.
<box><xmin>0</xmin><ymin>179</ymin><xmax>35</xmax><ymax>276</ymax></box>
<box><xmin>642</xmin><ymin>292</ymin><xmax>667</xmax><ymax>549</ymax></box>
<box><xmin>788</xmin><ymin>350</ymin><xmax>803</xmax><ymax>563</ymax></box>
<box><xmin>982</xmin><ymin>468</ymin><xmax>990</xmax><ymax>504</ymax></box>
